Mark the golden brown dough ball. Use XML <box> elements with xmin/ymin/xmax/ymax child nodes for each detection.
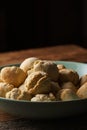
<box><xmin>1</xmin><ymin>66</ymin><xmax>27</xmax><ymax>87</ymax></box>
<box><xmin>32</xmin><ymin>60</ymin><xmax>59</xmax><ymax>81</ymax></box>
<box><xmin>0</xmin><ymin>82</ymin><xmax>14</xmax><ymax>97</ymax></box>
<box><xmin>24</xmin><ymin>71</ymin><xmax>47</xmax><ymax>90</ymax></box>
<box><xmin>24</xmin><ymin>71</ymin><xmax>60</xmax><ymax>95</ymax></box>
<box><xmin>76</xmin><ymin>82</ymin><xmax>87</xmax><ymax>99</ymax></box>
<box><xmin>6</xmin><ymin>88</ymin><xmax>21</xmax><ymax>100</ymax></box>
<box><xmin>59</xmin><ymin>68</ymin><xmax>79</xmax><ymax>85</ymax></box>
<box><xmin>61</xmin><ymin>82</ymin><xmax>77</xmax><ymax>92</ymax></box>
<box><xmin>29</xmin><ymin>76</ymin><xmax>60</xmax><ymax>95</ymax></box>
<box><xmin>79</xmin><ymin>74</ymin><xmax>87</xmax><ymax>86</ymax></box>
<box><xmin>6</xmin><ymin>88</ymin><xmax>32</xmax><ymax>101</ymax></box>
<box><xmin>20</xmin><ymin>57</ymin><xmax>39</xmax><ymax>73</ymax></box>
<box><xmin>56</xmin><ymin>89</ymin><xmax>79</xmax><ymax>101</ymax></box>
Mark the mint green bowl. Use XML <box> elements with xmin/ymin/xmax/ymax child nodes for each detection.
<box><xmin>0</xmin><ymin>61</ymin><xmax>87</xmax><ymax>119</ymax></box>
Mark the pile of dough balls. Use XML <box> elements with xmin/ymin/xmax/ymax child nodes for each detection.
<box><xmin>0</xmin><ymin>57</ymin><xmax>87</xmax><ymax>102</ymax></box>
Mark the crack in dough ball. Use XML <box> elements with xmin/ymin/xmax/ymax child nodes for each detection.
<box><xmin>23</xmin><ymin>71</ymin><xmax>60</xmax><ymax>95</ymax></box>
<box><xmin>24</xmin><ymin>71</ymin><xmax>47</xmax><ymax>90</ymax></box>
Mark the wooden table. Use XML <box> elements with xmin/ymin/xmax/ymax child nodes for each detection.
<box><xmin>0</xmin><ymin>44</ymin><xmax>87</xmax><ymax>130</ymax></box>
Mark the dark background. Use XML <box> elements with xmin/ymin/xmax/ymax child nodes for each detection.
<box><xmin>0</xmin><ymin>0</ymin><xmax>87</xmax><ymax>52</ymax></box>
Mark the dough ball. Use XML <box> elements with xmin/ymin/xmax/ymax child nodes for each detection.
<box><xmin>24</xmin><ymin>71</ymin><xmax>60</xmax><ymax>95</ymax></box>
<box><xmin>6</xmin><ymin>88</ymin><xmax>21</xmax><ymax>100</ymax></box>
<box><xmin>24</xmin><ymin>71</ymin><xmax>47</xmax><ymax>90</ymax></box>
<box><xmin>56</xmin><ymin>89</ymin><xmax>79</xmax><ymax>101</ymax></box>
<box><xmin>79</xmin><ymin>74</ymin><xmax>87</xmax><ymax>86</ymax></box>
<box><xmin>1</xmin><ymin>66</ymin><xmax>27</xmax><ymax>87</ymax></box>
<box><xmin>20</xmin><ymin>57</ymin><xmax>39</xmax><ymax>73</ymax></box>
<box><xmin>0</xmin><ymin>82</ymin><xmax>14</xmax><ymax>97</ymax></box>
<box><xmin>77</xmin><ymin>82</ymin><xmax>87</xmax><ymax>99</ymax></box>
<box><xmin>18</xmin><ymin>91</ymin><xmax>32</xmax><ymax>101</ymax></box>
<box><xmin>32</xmin><ymin>60</ymin><xmax>59</xmax><ymax>81</ymax></box>
<box><xmin>28</xmin><ymin>73</ymin><xmax>60</xmax><ymax>95</ymax></box>
<box><xmin>61</xmin><ymin>82</ymin><xmax>77</xmax><ymax>92</ymax></box>
<box><xmin>6</xmin><ymin>87</ymin><xmax>32</xmax><ymax>101</ymax></box>
<box><xmin>59</xmin><ymin>68</ymin><xmax>79</xmax><ymax>85</ymax></box>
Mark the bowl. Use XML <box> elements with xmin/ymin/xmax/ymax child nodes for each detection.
<box><xmin>0</xmin><ymin>61</ymin><xmax>87</xmax><ymax>119</ymax></box>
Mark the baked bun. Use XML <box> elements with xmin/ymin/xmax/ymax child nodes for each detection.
<box><xmin>31</xmin><ymin>60</ymin><xmax>59</xmax><ymax>81</ymax></box>
<box><xmin>0</xmin><ymin>82</ymin><xmax>14</xmax><ymax>97</ymax></box>
<box><xmin>59</xmin><ymin>68</ymin><xmax>79</xmax><ymax>85</ymax></box>
<box><xmin>20</xmin><ymin>57</ymin><xmax>39</xmax><ymax>73</ymax></box>
<box><xmin>1</xmin><ymin>66</ymin><xmax>27</xmax><ymax>87</ymax></box>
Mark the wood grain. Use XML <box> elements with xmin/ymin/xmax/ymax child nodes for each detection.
<box><xmin>0</xmin><ymin>44</ymin><xmax>87</xmax><ymax>67</ymax></box>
